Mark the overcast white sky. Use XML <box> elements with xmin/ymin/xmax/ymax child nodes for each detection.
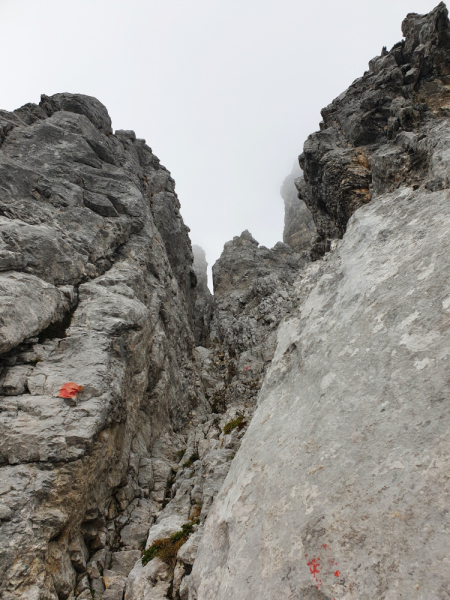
<box><xmin>0</xmin><ymin>0</ymin><xmax>440</xmax><ymax>283</ymax></box>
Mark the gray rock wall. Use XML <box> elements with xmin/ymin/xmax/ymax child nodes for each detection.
<box><xmin>192</xmin><ymin>246</ymin><xmax>213</xmax><ymax>347</ymax></box>
<box><xmin>0</xmin><ymin>93</ymin><xmax>206</xmax><ymax>600</ymax></box>
<box><xmin>210</xmin><ymin>230</ymin><xmax>308</xmax><ymax>409</ymax></box>
<box><xmin>0</xmin><ymin>91</ymin><xmax>307</xmax><ymax>600</ymax></box>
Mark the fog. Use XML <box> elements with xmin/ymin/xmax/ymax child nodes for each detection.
<box><xmin>0</xmin><ymin>0</ymin><xmax>440</xmax><ymax>283</ymax></box>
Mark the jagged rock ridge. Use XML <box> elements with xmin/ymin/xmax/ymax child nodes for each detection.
<box><xmin>298</xmin><ymin>1</ymin><xmax>450</xmax><ymax>258</ymax></box>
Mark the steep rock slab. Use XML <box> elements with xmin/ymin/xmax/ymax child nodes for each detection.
<box><xmin>190</xmin><ymin>184</ymin><xmax>450</xmax><ymax>599</ymax></box>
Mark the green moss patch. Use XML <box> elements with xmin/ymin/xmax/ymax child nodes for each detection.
<box><xmin>142</xmin><ymin>520</ymin><xmax>199</xmax><ymax>568</ymax></box>
<box><xmin>223</xmin><ymin>415</ymin><xmax>246</xmax><ymax>435</ymax></box>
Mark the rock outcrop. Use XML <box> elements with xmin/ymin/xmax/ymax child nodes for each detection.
<box><xmin>209</xmin><ymin>230</ymin><xmax>308</xmax><ymax>408</ymax></box>
<box><xmin>190</xmin><ymin>4</ymin><xmax>450</xmax><ymax>599</ymax></box>
<box><xmin>210</xmin><ymin>223</ymin><xmax>308</xmax><ymax>397</ymax></box>
<box><xmin>299</xmin><ymin>1</ymin><xmax>450</xmax><ymax>258</ymax></box>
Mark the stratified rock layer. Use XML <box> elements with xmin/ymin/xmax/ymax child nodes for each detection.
<box><xmin>190</xmin><ymin>4</ymin><xmax>450</xmax><ymax>599</ymax></box>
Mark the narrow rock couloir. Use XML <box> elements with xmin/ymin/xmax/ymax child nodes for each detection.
<box><xmin>1</xmin><ymin>3</ymin><xmax>450</xmax><ymax>599</ymax></box>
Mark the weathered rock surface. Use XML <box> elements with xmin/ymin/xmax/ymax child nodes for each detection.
<box><xmin>190</xmin><ymin>4</ymin><xmax>450</xmax><ymax>599</ymax></box>
<box><xmin>0</xmin><ymin>92</ymin><xmax>206</xmax><ymax>600</ymax></box>
<box><xmin>208</xmin><ymin>230</ymin><xmax>308</xmax><ymax>411</ymax></box>
<box><xmin>124</xmin><ymin>401</ymin><xmax>255</xmax><ymax>600</ymax></box>
<box><xmin>281</xmin><ymin>165</ymin><xmax>316</xmax><ymax>252</ymax></box>
<box><xmin>191</xmin><ymin>181</ymin><xmax>450</xmax><ymax>600</ymax></box>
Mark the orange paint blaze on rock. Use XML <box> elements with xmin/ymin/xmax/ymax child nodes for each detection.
<box><xmin>334</xmin><ymin>570</ymin><xmax>340</xmax><ymax>577</ymax></box>
<box><xmin>59</xmin><ymin>382</ymin><xmax>84</xmax><ymax>398</ymax></box>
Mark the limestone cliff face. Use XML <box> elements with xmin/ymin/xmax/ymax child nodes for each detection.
<box><xmin>0</xmin><ymin>93</ymin><xmax>207</xmax><ymax>600</ymax></box>
<box><xmin>190</xmin><ymin>4</ymin><xmax>450</xmax><ymax>599</ymax></box>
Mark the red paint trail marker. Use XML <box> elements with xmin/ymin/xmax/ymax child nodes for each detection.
<box><xmin>307</xmin><ymin>557</ymin><xmax>322</xmax><ymax>588</ymax></box>
<box><xmin>304</xmin><ymin>542</ymin><xmax>342</xmax><ymax>590</ymax></box>
<box><xmin>59</xmin><ymin>382</ymin><xmax>84</xmax><ymax>399</ymax></box>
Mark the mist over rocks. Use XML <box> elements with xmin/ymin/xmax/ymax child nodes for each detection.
<box><xmin>192</xmin><ymin>245</ymin><xmax>213</xmax><ymax>347</ymax></box>
<box><xmin>280</xmin><ymin>165</ymin><xmax>316</xmax><ymax>253</ymax></box>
